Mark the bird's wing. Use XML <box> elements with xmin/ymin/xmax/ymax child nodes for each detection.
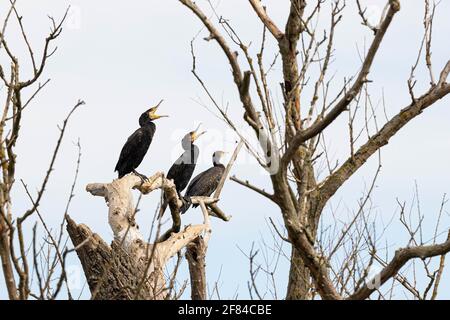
<box><xmin>204</xmin><ymin>166</ymin><xmax>224</xmax><ymax>196</ymax></box>
<box><xmin>185</xmin><ymin>169</ymin><xmax>208</xmax><ymax>196</ymax></box>
<box><xmin>167</xmin><ymin>153</ymin><xmax>185</xmax><ymax>179</ymax></box>
<box><xmin>167</xmin><ymin>149</ymin><xmax>197</xmax><ymax>177</ymax></box>
<box><xmin>115</xmin><ymin>128</ymin><xmax>145</xmax><ymax>171</ymax></box>
<box><xmin>186</xmin><ymin>166</ymin><xmax>224</xmax><ymax>197</ymax></box>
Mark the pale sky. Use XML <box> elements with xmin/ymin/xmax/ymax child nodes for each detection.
<box><xmin>1</xmin><ymin>0</ymin><xmax>450</xmax><ymax>299</ymax></box>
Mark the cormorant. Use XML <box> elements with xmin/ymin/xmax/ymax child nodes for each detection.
<box><xmin>168</xmin><ymin>124</ymin><xmax>206</xmax><ymax>193</ymax></box>
<box><xmin>180</xmin><ymin>151</ymin><xmax>227</xmax><ymax>214</ymax></box>
<box><xmin>114</xmin><ymin>100</ymin><xmax>167</xmax><ymax>179</ymax></box>
<box><xmin>159</xmin><ymin>124</ymin><xmax>206</xmax><ymax>217</ymax></box>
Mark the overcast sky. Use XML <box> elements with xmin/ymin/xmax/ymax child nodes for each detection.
<box><xmin>1</xmin><ymin>0</ymin><xmax>450</xmax><ymax>299</ymax></box>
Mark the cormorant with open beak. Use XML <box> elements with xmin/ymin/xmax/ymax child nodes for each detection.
<box><xmin>115</xmin><ymin>100</ymin><xmax>167</xmax><ymax>179</ymax></box>
<box><xmin>159</xmin><ymin>124</ymin><xmax>206</xmax><ymax>217</ymax></box>
<box><xmin>180</xmin><ymin>151</ymin><xmax>227</xmax><ymax>214</ymax></box>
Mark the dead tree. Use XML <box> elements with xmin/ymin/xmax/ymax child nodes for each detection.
<box><xmin>3</xmin><ymin>0</ymin><xmax>450</xmax><ymax>301</ymax></box>
<box><xmin>66</xmin><ymin>173</ymin><xmax>214</xmax><ymax>299</ymax></box>
<box><xmin>68</xmin><ymin>142</ymin><xmax>241</xmax><ymax>300</ymax></box>
<box><xmin>178</xmin><ymin>0</ymin><xmax>450</xmax><ymax>299</ymax></box>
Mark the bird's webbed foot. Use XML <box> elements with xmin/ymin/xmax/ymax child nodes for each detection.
<box><xmin>132</xmin><ymin>170</ymin><xmax>148</xmax><ymax>183</ymax></box>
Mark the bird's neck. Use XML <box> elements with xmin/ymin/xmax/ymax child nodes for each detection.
<box><xmin>140</xmin><ymin>121</ymin><xmax>155</xmax><ymax>130</ymax></box>
<box><xmin>139</xmin><ymin>118</ymin><xmax>155</xmax><ymax>127</ymax></box>
<box><xmin>213</xmin><ymin>162</ymin><xmax>225</xmax><ymax>168</ymax></box>
<box><xmin>182</xmin><ymin>140</ymin><xmax>193</xmax><ymax>150</ymax></box>
<box><xmin>183</xmin><ymin>144</ymin><xmax>199</xmax><ymax>164</ymax></box>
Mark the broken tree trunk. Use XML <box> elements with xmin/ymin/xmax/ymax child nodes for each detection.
<box><xmin>67</xmin><ymin>172</ymin><xmax>215</xmax><ymax>300</ymax></box>
<box><xmin>185</xmin><ymin>237</ymin><xmax>207</xmax><ymax>300</ymax></box>
<box><xmin>66</xmin><ymin>216</ymin><xmax>156</xmax><ymax>299</ymax></box>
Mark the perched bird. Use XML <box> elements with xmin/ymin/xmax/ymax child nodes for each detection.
<box><xmin>168</xmin><ymin>124</ymin><xmax>206</xmax><ymax>193</ymax></box>
<box><xmin>159</xmin><ymin>125</ymin><xmax>206</xmax><ymax>217</ymax></box>
<box><xmin>114</xmin><ymin>100</ymin><xmax>167</xmax><ymax>179</ymax></box>
<box><xmin>181</xmin><ymin>151</ymin><xmax>227</xmax><ymax>214</ymax></box>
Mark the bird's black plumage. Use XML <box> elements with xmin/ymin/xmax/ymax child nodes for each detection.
<box><xmin>115</xmin><ymin>123</ymin><xmax>155</xmax><ymax>178</ymax></box>
<box><xmin>167</xmin><ymin>144</ymin><xmax>199</xmax><ymax>193</ymax></box>
<box><xmin>159</xmin><ymin>128</ymin><xmax>206</xmax><ymax>218</ymax></box>
<box><xmin>181</xmin><ymin>151</ymin><xmax>226</xmax><ymax>214</ymax></box>
<box><xmin>114</xmin><ymin>103</ymin><xmax>166</xmax><ymax>179</ymax></box>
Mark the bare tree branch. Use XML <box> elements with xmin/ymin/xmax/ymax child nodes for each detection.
<box><xmin>248</xmin><ymin>0</ymin><xmax>284</xmax><ymax>40</ymax></box>
<box><xmin>282</xmin><ymin>1</ymin><xmax>401</xmax><ymax>168</ymax></box>
<box><xmin>320</xmin><ymin>67</ymin><xmax>450</xmax><ymax>200</ymax></box>
<box><xmin>349</xmin><ymin>234</ymin><xmax>450</xmax><ymax>300</ymax></box>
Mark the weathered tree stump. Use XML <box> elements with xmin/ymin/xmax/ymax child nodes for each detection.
<box><xmin>67</xmin><ymin>172</ymin><xmax>215</xmax><ymax>300</ymax></box>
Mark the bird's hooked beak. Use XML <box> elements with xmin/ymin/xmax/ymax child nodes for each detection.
<box><xmin>190</xmin><ymin>123</ymin><xmax>206</xmax><ymax>141</ymax></box>
<box><xmin>148</xmin><ymin>99</ymin><xmax>168</xmax><ymax>120</ymax></box>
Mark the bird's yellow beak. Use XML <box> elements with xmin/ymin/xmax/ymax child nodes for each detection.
<box><xmin>148</xmin><ymin>100</ymin><xmax>168</xmax><ymax>120</ymax></box>
<box><xmin>190</xmin><ymin>123</ymin><xmax>206</xmax><ymax>141</ymax></box>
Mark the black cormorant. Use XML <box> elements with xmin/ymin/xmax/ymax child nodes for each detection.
<box><xmin>168</xmin><ymin>124</ymin><xmax>206</xmax><ymax>193</ymax></box>
<box><xmin>159</xmin><ymin>125</ymin><xmax>206</xmax><ymax>217</ymax></box>
<box><xmin>180</xmin><ymin>151</ymin><xmax>227</xmax><ymax>214</ymax></box>
<box><xmin>114</xmin><ymin>100</ymin><xmax>167</xmax><ymax>179</ymax></box>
